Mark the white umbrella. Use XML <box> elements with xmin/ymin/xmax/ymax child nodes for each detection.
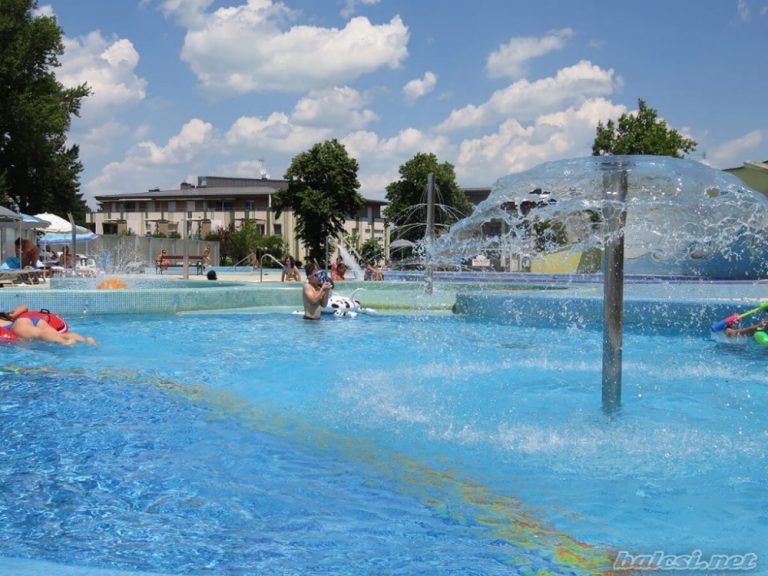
<box><xmin>389</xmin><ymin>238</ymin><xmax>416</xmax><ymax>250</ymax></box>
<box><xmin>35</xmin><ymin>212</ymin><xmax>98</xmax><ymax>244</ymax></box>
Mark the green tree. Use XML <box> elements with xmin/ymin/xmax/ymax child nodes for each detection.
<box><xmin>384</xmin><ymin>153</ymin><xmax>473</xmax><ymax>243</ymax></box>
<box><xmin>273</xmin><ymin>139</ymin><xmax>364</xmax><ymax>266</ymax></box>
<box><xmin>592</xmin><ymin>99</ymin><xmax>697</xmax><ymax>158</ymax></box>
<box><xmin>229</xmin><ymin>219</ymin><xmax>262</xmax><ymax>263</ymax></box>
<box><xmin>360</xmin><ymin>237</ymin><xmax>384</xmax><ymax>266</ymax></box>
<box><xmin>0</xmin><ymin>0</ymin><xmax>91</xmax><ymax>219</ymax></box>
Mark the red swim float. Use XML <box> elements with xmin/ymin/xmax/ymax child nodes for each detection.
<box><xmin>0</xmin><ymin>309</ymin><xmax>69</xmax><ymax>342</ymax></box>
<box><xmin>0</xmin><ymin>326</ymin><xmax>17</xmax><ymax>341</ymax></box>
<box><xmin>19</xmin><ymin>309</ymin><xmax>69</xmax><ymax>333</ymax></box>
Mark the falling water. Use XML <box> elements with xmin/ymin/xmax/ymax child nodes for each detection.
<box><xmin>337</xmin><ymin>244</ymin><xmax>365</xmax><ymax>279</ymax></box>
<box><xmin>429</xmin><ymin>155</ymin><xmax>768</xmax><ymax>280</ymax></box>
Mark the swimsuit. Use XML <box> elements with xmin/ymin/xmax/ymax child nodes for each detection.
<box><xmin>3</xmin><ymin>317</ymin><xmax>41</xmax><ymax>329</ymax></box>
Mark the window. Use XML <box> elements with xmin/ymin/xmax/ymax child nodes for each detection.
<box><xmin>245</xmin><ymin>200</ymin><xmax>255</xmax><ymax>211</ymax></box>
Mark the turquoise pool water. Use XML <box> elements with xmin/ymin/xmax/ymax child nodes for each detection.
<box><xmin>1</xmin><ymin>309</ymin><xmax>766</xmax><ymax>574</ymax></box>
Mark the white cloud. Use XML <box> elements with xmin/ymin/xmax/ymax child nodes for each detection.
<box><xmin>139</xmin><ymin>119</ymin><xmax>215</xmax><ymax>164</ymax></box>
<box><xmin>486</xmin><ymin>28</ymin><xmax>574</xmax><ymax>79</ymax></box>
<box><xmin>73</xmin><ymin>120</ymin><xmax>130</xmax><ymax>161</ymax></box>
<box><xmin>292</xmin><ymin>86</ymin><xmax>378</xmax><ymax>129</ymax></box>
<box><xmin>437</xmin><ymin>60</ymin><xmax>620</xmax><ymax>132</ymax></box>
<box><xmin>85</xmin><ymin>119</ymin><xmax>214</xmax><ymax>204</ymax></box>
<box><xmin>403</xmin><ymin>71</ymin><xmax>437</xmax><ymax>103</ymax></box>
<box><xmin>33</xmin><ymin>4</ymin><xmax>55</xmax><ymax>17</ymax></box>
<box><xmin>454</xmin><ymin>98</ymin><xmax>626</xmax><ymax>185</ymax></box>
<box><xmin>159</xmin><ymin>0</ymin><xmax>219</xmax><ymax>28</ymax></box>
<box><xmin>708</xmin><ymin>129</ymin><xmax>766</xmax><ymax>168</ymax></box>
<box><xmin>342</xmin><ymin>128</ymin><xmax>453</xmax><ymax>199</ymax></box>
<box><xmin>737</xmin><ymin>0</ymin><xmax>751</xmax><ymax>20</ymax></box>
<box><xmin>59</xmin><ymin>31</ymin><xmax>147</xmax><ymax>121</ymax></box>
<box><xmin>162</xmin><ymin>0</ymin><xmax>409</xmax><ymax>94</ymax></box>
<box><xmin>225</xmin><ymin>112</ymin><xmax>331</xmax><ymax>153</ymax></box>
<box><xmin>343</xmin><ymin>128</ymin><xmax>450</xmax><ymax>160</ymax></box>
<box><xmin>340</xmin><ymin>0</ymin><xmax>381</xmax><ymax>19</ymax></box>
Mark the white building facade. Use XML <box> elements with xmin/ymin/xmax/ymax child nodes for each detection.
<box><xmin>86</xmin><ymin>176</ymin><xmax>389</xmax><ymax>263</ymax></box>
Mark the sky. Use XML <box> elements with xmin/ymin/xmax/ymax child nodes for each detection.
<box><xmin>39</xmin><ymin>0</ymin><xmax>768</xmax><ymax>208</ymax></box>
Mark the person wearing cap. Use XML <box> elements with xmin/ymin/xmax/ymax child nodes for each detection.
<box><xmin>302</xmin><ymin>263</ymin><xmax>332</xmax><ymax>320</ymax></box>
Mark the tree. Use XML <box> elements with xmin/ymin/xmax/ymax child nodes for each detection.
<box><xmin>273</xmin><ymin>139</ymin><xmax>364</xmax><ymax>266</ymax></box>
<box><xmin>592</xmin><ymin>99</ymin><xmax>697</xmax><ymax>158</ymax></box>
<box><xmin>360</xmin><ymin>237</ymin><xmax>384</xmax><ymax>266</ymax></box>
<box><xmin>226</xmin><ymin>219</ymin><xmax>286</xmax><ymax>265</ymax></box>
<box><xmin>384</xmin><ymin>153</ymin><xmax>473</xmax><ymax>244</ymax></box>
<box><xmin>0</xmin><ymin>0</ymin><xmax>91</xmax><ymax>220</ymax></box>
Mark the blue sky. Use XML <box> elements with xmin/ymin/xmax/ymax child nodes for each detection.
<box><xmin>40</xmin><ymin>0</ymin><xmax>768</xmax><ymax>208</ymax></box>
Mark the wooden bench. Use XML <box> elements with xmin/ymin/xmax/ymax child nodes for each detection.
<box><xmin>156</xmin><ymin>255</ymin><xmax>207</xmax><ymax>275</ymax></box>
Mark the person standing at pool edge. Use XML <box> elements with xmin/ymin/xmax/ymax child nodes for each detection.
<box><xmin>302</xmin><ymin>263</ymin><xmax>332</xmax><ymax>320</ymax></box>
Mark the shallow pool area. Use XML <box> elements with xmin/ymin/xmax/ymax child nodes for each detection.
<box><xmin>1</xmin><ymin>281</ymin><xmax>767</xmax><ymax>574</ymax></box>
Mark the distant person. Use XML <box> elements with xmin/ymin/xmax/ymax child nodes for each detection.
<box><xmin>363</xmin><ymin>261</ymin><xmax>383</xmax><ymax>281</ymax></box>
<box><xmin>14</xmin><ymin>238</ymin><xmax>40</xmax><ymax>268</ymax></box>
<box><xmin>155</xmin><ymin>249</ymin><xmax>169</xmax><ymax>272</ymax></box>
<box><xmin>206</xmin><ymin>270</ymin><xmax>217</xmax><ymax>281</ymax></box>
<box><xmin>41</xmin><ymin>244</ymin><xmax>58</xmax><ymax>264</ymax></box>
<box><xmin>281</xmin><ymin>255</ymin><xmax>301</xmax><ymax>282</ymax></box>
<box><xmin>196</xmin><ymin>247</ymin><xmax>210</xmax><ymax>275</ymax></box>
<box><xmin>0</xmin><ymin>305</ymin><xmax>95</xmax><ymax>345</ymax></box>
<box><xmin>59</xmin><ymin>245</ymin><xmax>74</xmax><ymax>268</ymax></box>
<box><xmin>331</xmin><ymin>261</ymin><xmax>347</xmax><ymax>281</ymax></box>
<box><xmin>331</xmin><ymin>256</ymin><xmax>341</xmax><ymax>277</ymax></box>
<box><xmin>302</xmin><ymin>263</ymin><xmax>332</xmax><ymax>320</ymax></box>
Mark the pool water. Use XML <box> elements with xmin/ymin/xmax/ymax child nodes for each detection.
<box><xmin>1</xmin><ymin>310</ymin><xmax>766</xmax><ymax>574</ymax></box>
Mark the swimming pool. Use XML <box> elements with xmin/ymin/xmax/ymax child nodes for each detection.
<box><xmin>1</xmin><ymin>305</ymin><xmax>765</xmax><ymax>575</ymax></box>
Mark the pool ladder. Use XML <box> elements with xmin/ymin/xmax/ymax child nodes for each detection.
<box><xmin>260</xmin><ymin>253</ymin><xmax>284</xmax><ymax>282</ymax></box>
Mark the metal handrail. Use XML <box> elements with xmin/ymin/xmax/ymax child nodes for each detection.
<box><xmin>260</xmin><ymin>253</ymin><xmax>284</xmax><ymax>282</ymax></box>
<box><xmin>231</xmin><ymin>253</ymin><xmax>257</xmax><ymax>268</ymax></box>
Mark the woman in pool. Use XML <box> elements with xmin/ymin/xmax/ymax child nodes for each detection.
<box><xmin>281</xmin><ymin>255</ymin><xmax>301</xmax><ymax>282</ymax></box>
<box><xmin>0</xmin><ymin>305</ymin><xmax>95</xmax><ymax>345</ymax></box>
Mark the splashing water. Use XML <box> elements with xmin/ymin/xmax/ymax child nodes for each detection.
<box><xmin>337</xmin><ymin>243</ymin><xmax>365</xmax><ymax>279</ymax></box>
<box><xmin>431</xmin><ymin>156</ymin><xmax>768</xmax><ymax>279</ymax></box>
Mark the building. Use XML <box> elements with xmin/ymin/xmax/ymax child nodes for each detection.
<box><xmin>86</xmin><ymin>175</ymin><xmax>388</xmax><ymax>263</ymax></box>
<box><xmin>725</xmin><ymin>160</ymin><xmax>768</xmax><ymax>197</ymax></box>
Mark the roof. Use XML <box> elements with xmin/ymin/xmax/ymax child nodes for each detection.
<box><xmin>94</xmin><ymin>178</ymin><xmax>288</xmax><ymax>202</ymax></box>
<box><xmin>94</xmin><ymin>178</ymin><xmax>388</xmax><ymax>206</ymax></box>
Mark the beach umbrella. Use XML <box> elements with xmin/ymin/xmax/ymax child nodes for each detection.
<box><xmin>0</xmin><ymin>206</ymin><xmax>22</xmax><ymax>223</ymax></box>
<box><xmin>35</xmin><ymin>212</ymin><xmax>98</xmax><ymax>244</ymax></box>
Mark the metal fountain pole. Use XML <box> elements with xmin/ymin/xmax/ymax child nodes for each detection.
<box><xmin>601</xmin><ymin>163</ymin><xmax>628</xmax><ymax>414</ymax></box>
<box><xmin>182</xmin><ymin>212</ymin><xmax>189</xmax><ymax>279</ymax></box>
<box><xmin>67</xmin><ymin>212</ymin><xmax>77</xmax><ymax>274</ymax></box>
<box><xmin>425</xmin><ymin>172</ymin><xmax>435</xmax><ymax>295</ymax></box>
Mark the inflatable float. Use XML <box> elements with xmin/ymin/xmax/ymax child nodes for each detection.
<box><xmin>294</xmin><ymin>289</ymin><xmax>376</xmax><ymax>318</ymax></box>
<box><xmin>323</xmin><ymin>290</ymin><xmax>376</xmax><ymax>317</ymax></box>
<box><xmin>0</xmin><ymin>309</ymin><xmax>69</xmax><ymax>342</ymax></box>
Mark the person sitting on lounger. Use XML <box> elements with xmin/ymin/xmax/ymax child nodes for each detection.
<box><xmin>14</xmin><ymin>238</ymin><xmax>40</xmax><ymax>268</ymax></box>
<box><xmin>59</xmin><ymin>245</ymin><xmax>74</xmax><ymax>268</ymax></box>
